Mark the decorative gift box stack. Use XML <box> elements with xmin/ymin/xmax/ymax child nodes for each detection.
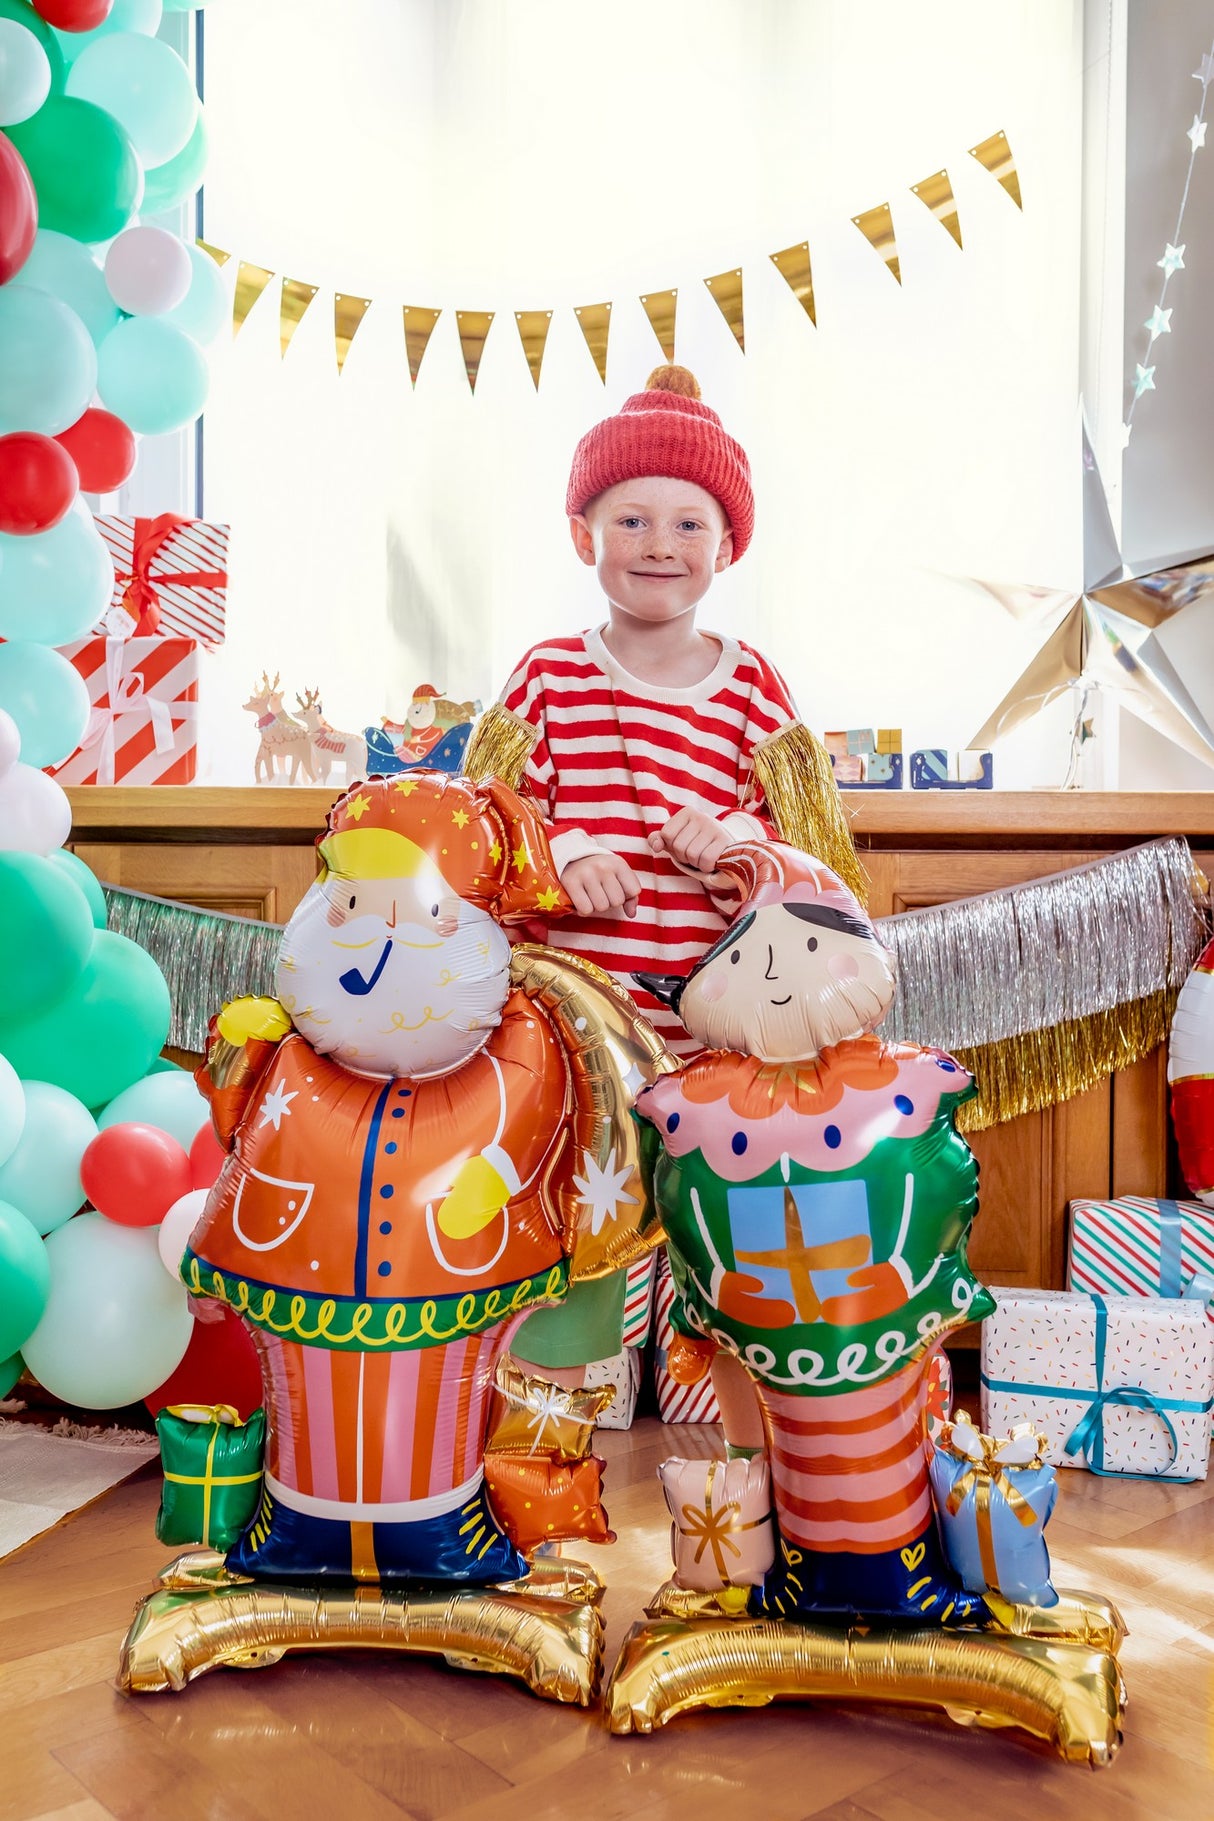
<box><xmin>50</xmin><ymin>513</ymin><xmax>229</xmax><ymax>786</ymax></box>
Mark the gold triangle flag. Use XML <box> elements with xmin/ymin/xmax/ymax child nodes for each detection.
<box><xmin>196</xmin><ymin>239</ymin><xmax>231</xmax><ymax>267</ymax></box>
<box><xmin>640</xmin><ymin>288</ymin><xmax>677</xmax><ymax>362</ymax></box>
<box><xmin>574</xmin><ymin>301</ymin><xmax>611</xmax><ymax>382</ymax></box>
<box><xmin>851</xmin><ymin>203</ymin><xmax>901</xmax><ymax>284</ymax></box>
<box><xmin>403</xmin><ymin>306</ymin><xmax>441</xmax><ymax>386</ymax></box>
<box><xmin>456</xmin><ymin>310</ymin><xmax>494</xmax><ymax>392</ymax></box>
<box><xmin>968</xmin><ymin>130</ymin><xmax>1022</xmax><ymax>209</ymax></box>
<box><xmin>279</xmin><ymin>277</ymin><xmax>318</xmax><ymax>357</ymax></box>
<box><xmin>909</xmin><ymin>168</ymin><xmax>962</xmax><ymax>248</ymax></box>
<box><xmin>514</xmin><ymin>309</ymin><xmax>553</xmax><ymax>390</ymax></box>
<box><xmin>769</xmin><ymin>241</ymin><xmax>816</xmax><ymax>326</ymax></box>
<box><xmin>334</xmin><ymin>293</ymin><xmax>372</xmax><ymax>374</ymax></box>
<box><xmin>233</xmin><ymin>261</ymin><xmax>275</xmax><ymax>336</ymax></box>
<box><xmin>703</xmin><ymin>267</ymin><xmax>744</xmax><ymax>352</ymax></box>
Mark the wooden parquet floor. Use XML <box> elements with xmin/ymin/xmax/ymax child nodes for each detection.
<box><xmin>1</xmin><ymin>1416</ymin><xmax>1212</xmax><ymax>1821</ymax></box>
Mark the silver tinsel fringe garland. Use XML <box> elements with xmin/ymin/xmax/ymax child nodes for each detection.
<box><xmin>104</xmin><ymin>886</ymin><xmax>280</xmax><ymax>1054</ymax></box>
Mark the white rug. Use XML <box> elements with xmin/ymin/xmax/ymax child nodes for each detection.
<box><xmin>0</xmin><ymin>1417</ymin><xmax>159</xmax><ymax>1561</ymax></box>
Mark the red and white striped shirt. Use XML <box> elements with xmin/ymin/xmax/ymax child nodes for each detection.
<box><xmin>501</xmin><ymin>626</ymin><xmax>796</xmax><ymax>1051</ymax></box>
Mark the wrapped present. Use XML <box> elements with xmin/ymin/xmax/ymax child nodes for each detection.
<box><xmin>622</xmin><ymin>1253</ymin><xmax>658</xmax><ymax>1348</ymax></box>
<box><xmin>980</xmin><ymin>1286</ymin><xmax>1214</xmax><ymax>1481</ymax></box>
<box><xmin>485</xmin><ymin>1364</ymin><xmax>614</xmax><ymax>1460</ymax></box>
<box><xmin>910</xmin><ymin>748</ymin><xmax>994</xmax><ymax>789</ymax></box>
<box><xmin>155</xmin><ymin>1402</ymin><xmax>265</xmax><ymax>1550</ymax></box>
<box><xmin>483</xmin><ymin>1451</ymin><xmax>614</xmax><ymax>1549</ymax></box>
<box><xmin>95</xmin><ymin>513</ymin><xmax>228</xmax><ymax>648</ymax></box>
<box><xmin>928</xmin><ymin>1410</ymin><xmax>1058</xmax><ymax>1607</ymax></box>
<box><xmin>659</xmin><ymin>1454</ymin><xmax>775</xmax><ymax>1592</ymax></box>
<box><xmin>1068</xmin><ymin>1196</ymin><xmax>1214</xmax><ymax>1312</ymax></box>
<box><xmin>584</xmin><ymin>1348</ymin><xmax>642</xmax><ymax>1429</ymax></box>
<box><xmin>655</xmin><ymin>1256</ymin><xmax>721</xmax><ymax>1424</ymax></box>
<box><xmin>50</xmin><ymin>636</ymin><xmax>199</xmax><ymax>785</ymax></box>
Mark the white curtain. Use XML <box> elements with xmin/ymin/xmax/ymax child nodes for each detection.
<box><xmin>197</xmin><ymin>0</ymin><xmax>1084</xmax><ymax>786</ymax></box>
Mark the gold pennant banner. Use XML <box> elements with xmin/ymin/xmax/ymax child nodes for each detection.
<box><xmin>910</xmin><ymin>167</ymin><xmax>963</xmax><ymax>247</ymax></box>
<box><xmin>769</xmin><ymin>241</ymin><xmax>816</xmax><ymax>326</ymax></box>
<box><xmin>197</xmin><ymin>240</ymin><xmax>231</xmax><ymax>268</ymax></box>
<box><xmin>852</xmin><ymin>203</ymin><xmax>901</xmax><ymax>284</ymax></box>
<box><xmin>703</xmin><ymin>267</ymin><xmax>744</xmax><ymax>352</ymax></box>
<box><xmin>232</xmin><ymin>261</ymin><xmax>275</xmax><ymax>335</ymax></box>
<box><xmin>574</xmin><ymin>300</ymin><xmax>611</xmax><ymax>382</ymax></box>
<box><xmin>334</xmin><ymin>293</ymin><xmax>372</xmax><ymax>374</ymax></box>
<box><xmin>279</xmin><ymin>277</ymin><xmax>318</xmax><ymax>357</ymax></box>
<box><xmin>968</xmin><ymin>129</ymin><xmax>1022</xmax><ymax>209</ymax></box>
<box><xmin>456</xmin><ymin>310</ymin><xmax>494</xmax><ymax>392</ymax></box>
<box><xmin>640</xmin><ymin>288</ymin><xmax>677</xmax><ymax>363</ymax></box>
<box><xmin>515</xmin><ymin>309</ymin><xmax>553</xmax><ymax>390</ymax></box>
<box><xmin>403</xmin><ymin>306</ymin><xmax>441</xmax><ymax>386</ymax></box>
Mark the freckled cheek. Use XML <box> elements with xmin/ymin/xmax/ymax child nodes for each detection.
<box><xmin>696</xmin><ymin>974</ymin><xmax>727</xmax><ymax>1004</ymax></box>
<box><xmin>828</xmin><ymin>953</ymin><xmax>860</xmax><ymax>982</ymax></box>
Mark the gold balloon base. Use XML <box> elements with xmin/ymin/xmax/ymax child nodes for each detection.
<box><xmin>608</xmin><ymin>1586</ymin><xmax>1126</xmax><ymax>1766</ymax></box>
<box><xmin>117</xmin><ymin>1550</ymin><xmax>605</xmax><ymax>1707</ymax></box>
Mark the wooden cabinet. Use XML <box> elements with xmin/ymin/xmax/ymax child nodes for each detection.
<box><xmin>67</xmin><ymin>786</ymin><xmax>1214</xmax><ymax>1309</ymax></box>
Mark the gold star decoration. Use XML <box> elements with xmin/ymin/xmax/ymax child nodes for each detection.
<box><xmin>451</xmin><ymin>809</ymin><xmax>470</xmax><ymax>828</ymax></box>
<box><xmin>489</xmin><ymin>839</ymin><xmax>502</xmax><ymax>864</ymax></box>
<box><xmin>536</xmin><ymin>885</ymin><xmax>562</xmax><ymax>912</ymax></box>
<box><xmin>346</xmin><ymin>794</ymin><xmax>371</xmax><ymax>822</ymax></box>
<box><xmin>512</xmin><ymin>841</ymin><xmax>530</xmax><ymax>874</ymax></box>
<box><xmin>394</xmin><ymin>777</ymin><xmax>419</xmax><ymax>797</ymax></box>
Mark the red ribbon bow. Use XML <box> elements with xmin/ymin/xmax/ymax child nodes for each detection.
<box><xmin>115</xmin><ymin>514</ymin><xmax>228</xmax><ymax>638</ymax></box>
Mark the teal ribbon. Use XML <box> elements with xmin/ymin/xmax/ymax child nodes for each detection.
<box><xmin>1159</xmin><ymin>1202</ymin><xmax>1184</xmax><ymax>1298</ymax></box>
<box><xmin>981</xmin><ymin>1292</ymin><xmax>1212</xmax><ymax>1482</ymax></box>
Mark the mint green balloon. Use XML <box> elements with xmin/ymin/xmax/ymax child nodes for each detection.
<box><xmin>139</xmin><ymin>103</ymin><xmax>205</xmax><ymax>216</ymax></box>
<box><xmin>161</xmin><ymin>241</ymin><xmax>224</xmax><ymax>344</ymax></box>
<box><xmin>0</xmin><ymin>640</ymin><xmax>89</xmax><ymax>769</ymax></box>
<box><xmin>52</xmin><ymin>0</ymin><xmax>162</xmax><ymax>65</ymax></box>
<box><xmin>0</xmin><ymin>1080</ymin><xmax>95</xmax><ymax>1235</ymax></box>
<box><xmin>66</xmin><ymin>33</ymin><xmax>196</xmax><ymax>168</ymax></box>
<box><xmin>14</xmin><ymin>227</ymin><xmax>120</xmax><ymax>346</ymax></box>
<box><xmin>0</xmin><ymin>284</ymin><xmax>96</xmax><ymax>436</ymax></box>
<box><xmin>0</xmin><ymin>501</ymin><xmax>114</xmax><ymax>646</ymax></box>
<box><xmin>99</xmin><ymin>1067</ymin><xmax>206</xmax><ymax>1151</ymax></box>
<box><xmin>0</xmin><ymin>1</ymin><xmax>65</xmax><ymax>94</ymax></box>
<box><xmin>8</xmin><ymin>96</ymin><xmax>142</xmax><ymax>244</ymax></box>
<box><xmin>0</xmin><ymin>1194</ymin><xmax>50</xmax><ymax>1357</ymax></box>
<box><xmin>0</xmin><ymin>1351</ymin><xmax>22</xmax><ymax>1397</ymax></box>
<box><xmin>46</xmin><ymin>849</ymin><xmax>108</xmax><ymax>928</ymax></box>
<box><xmin>0</xmin><ymin>1051</ymin><xmax>23</xmax><ymax>1167</ymax></box>
<box><xmin>0</xmin><ymin>852</ymin><xmax>95</xmax><ymax>1019</ymax></box>
<box><xmin>0</xmin><ymin>928</ymin><xmax>171</xmax><ymax>1107</ymax></box>
<box><xmin>22</xmin><ymin>1212</ymin><xmax>191</xmax><ymax>1407</ymax></box>
<box><xmin>97</xmin><ymin>316</ymin><xmax>207</xmax><ymax>435</ymax></box>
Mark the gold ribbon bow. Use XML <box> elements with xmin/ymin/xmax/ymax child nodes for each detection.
<box><xmin>676</xmin><ymin>1459</ymin><xmax>771</xmax><ymax>1583</ymax></box>
<box><xmin>943</xmin><ymin>1428</ymin><xmax>1039</xmax><ymax>1594</ymax></box>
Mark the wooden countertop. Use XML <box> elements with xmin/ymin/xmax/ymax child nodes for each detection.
<box><xmin>65</xmin><ymin>786</ymin><xmax>1214</xmax><ymax>850</ymax></box>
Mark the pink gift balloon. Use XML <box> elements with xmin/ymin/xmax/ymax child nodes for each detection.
<box><xmin>104</xmin><ymin>226</ymin><xmax>192</xmax><ymax>316</ymax></box>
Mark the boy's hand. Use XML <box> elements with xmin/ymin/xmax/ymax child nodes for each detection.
<box><xmin>560</xmin><ymin>852</ymin><xmax>641</xmax><ymax>918</ymax></box>
<box><xmin>649</xmin><ymin>808</ymin><xmax>732</xmax><ymax>878</ymax></box>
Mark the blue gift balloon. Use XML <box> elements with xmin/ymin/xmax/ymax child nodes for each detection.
<box><xmin>0</xmin><ymin>284</ymin><xmax>97</xmax><ymax>436</ymax></box>
<box><xmin>929</xmin><ymin>1442</ymin><xmax>1059</xmax><ymax>1608</ymax></box>
<box><xmin>160</xmin><ymin>240</ymin><xmax>225</xmax><ymax>344</ymax></box>
<box><xmin>0</xmin><ymin>639</ymin><xmax>90</xmax><ymax>769</ymax></box>
<box><xmin>97</xmin><ymin>316</ymin><xmax>208</xmax><ymax>435</ymax></box>
<box><xmin>14</xmin><ymin>228</ymin><xmax>121</xmax><ymax>347</ymax></box>
<box><xmin>0</xmin><ymin>500</ymin><xmax>114</xmax><ymax>646</ymax></box>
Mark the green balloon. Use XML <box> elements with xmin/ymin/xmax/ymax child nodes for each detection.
<box><xmin>0</xmin><ymin>929</ymin><xmax>170</xmax><ymax>1108</ymax></box>
<box><xmin>140</xmin><ymin>103</ymin><xmax>206</xmax><ymax>217</ymax></box>
<box><xmin>0</xmin><ymin>852</ymin><xmax>95</xmax><ymax>1020</ymax></box>
<box><xmin>0</xmin><ymin>0</ymin><xmax>66</xmax><ymax>94</ymax></box>
<box><xmin>0</xmin><ymin>1195</ymin><xmax>50</xmax><ymax>1358</ymax></box>
<box><xmin>8</xmin><ymin>95</ymin><xmax>142</xmax><ymax>244</ymax></box>
<box><xmin>0</xmin><ymin>1352</ymin><xmax>22</xmax><ymax>1398</ymax></box>
<box><xmin>45</xmin><ymin>849</ymin><xmax>108</xmax><ymax>930</ymax></box>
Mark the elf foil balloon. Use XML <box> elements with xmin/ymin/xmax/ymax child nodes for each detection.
<box><xmin>118</xmin><ymin>772</ymin><xmax>675</xmax><ymax>1706</ymax></box>
<box><xmin>1168</xmin><ymin>934</ymin><xmax>1214</xmax><ymax>1205</ymax></box>
<box><xmin>609</xmin><ymin>843</ymin><xmax>1127</xmax><ymax>1765</ymax></box>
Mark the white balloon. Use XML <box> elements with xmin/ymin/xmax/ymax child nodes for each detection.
<box><xmin>104</xmin><ymin>226</ymin><xmax>192</xmax><ymax>316</ymax></box>
<box><xmin>157</xmin><ymin>1186</ymin><xmax>209</xmax><ymax>1280</ymax></box>
<box><xmin>0</xmin><ymin>19</ymin><xmax>51</xmax><ymax>126</ymax></box>
<box><xmin>100</xmin><ymin>1068</ymin><xmax>210</xmax><ymax>1151</ymax></box>
<box><xmin>0</xmin><ymin>706</ymin><xmax>19</xmax><ymax>776</ymax></box>
<box><xmin>0</xmin><ymin>1053</ymin><xmax>25</xmax><ymax>1170</ymax></box>
<box><xmin>0</xmin><ymin>763</ymin><xmax>72</xmax><ymax>855</ymax></box>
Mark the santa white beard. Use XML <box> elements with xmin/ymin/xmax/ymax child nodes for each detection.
<box><xmin>275</xmin><ymin>904</ymin><xmax>512</xmax><ymax>1079</ymax></box>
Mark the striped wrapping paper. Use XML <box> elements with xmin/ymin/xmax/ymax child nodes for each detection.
<box><xmin>622</xmin><ymin>1254</ymin><xmax>658</xmax><ymax>1349</ymax></box>
<box><xmin>95</xmin><ymin>516</ymin><xmax>228</xmax><ymax>650</ymax></box>
<box><xmin>1067</xmin><ymin>1197</ymin><xmax>1214</xmax><ymax>1311</ymax></box>
<box><xmin>584</xmin><ymin>1348</ymin><xmax>643</xmax><ymax>1429</ymax></box>
<box><xmin>50</xmin><ymin>636</ymin><xmax>199</xmax><ymax>785</ymax></box>
<box><xmin>654</xmin><ymin>1255</ymin><xmax>722</xmax><ymax>1425</ymax></box>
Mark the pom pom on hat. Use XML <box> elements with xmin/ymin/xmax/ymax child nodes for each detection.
<box><xmin>566</xmin><ymin>365</ymin><xmax>754</xmax><ymax>561</ymax></box>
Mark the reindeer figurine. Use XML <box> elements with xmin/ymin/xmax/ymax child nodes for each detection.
<box><xmin>294</xmin><ymin>688</ymin><xmax>367</xmax><ymax>786</ymax></box>
<box><xmin>242</xmin><ymin>672</ymin><xmax>313</xmax><ymax>784</ymax></box>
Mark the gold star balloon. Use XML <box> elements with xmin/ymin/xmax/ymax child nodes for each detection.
<box><xmin>970</xmin><ymin>428</ymin><xmax>1214</xmax><ymax>773</ymax></box>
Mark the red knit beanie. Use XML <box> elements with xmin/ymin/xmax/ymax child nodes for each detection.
<box><xmin>566</xmin><ymin>365</ymin><xmax>754</xmax><ymax>562</ymax></box>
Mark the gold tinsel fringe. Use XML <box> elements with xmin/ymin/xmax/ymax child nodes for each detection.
<box><xmin>752</xmin><ymin>722</ymin><xmax>867</xmax><ymax>903</ymax></box>
<box><xmin>954</xmin><ymin>989</ymin><xmax>1174</xmax><ymax>1132</ymax></box>
<box><xmin>462</xmin><ymin>703</ymin><xmax>538</xmax><ymax>787</ymax></box>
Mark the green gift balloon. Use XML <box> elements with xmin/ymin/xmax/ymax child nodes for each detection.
<box><xmin>0</xmin><ymin>928</ymin><xmax>170</xmax><ymax>1107</ymax></box>
<box><xmin>0</xmin><ymin>851</ymin><xmax>95</xmax><ymax>1019</ymax></box>
<box><xmin>0</xmin><ymin>1194</ymin><xmax>50</xmax><ymax>1358</ymax></box>
<box><xmin>0</xmin><ymin>0</ymin><xmax>66</xmax><ymax>94</ymax></box>
<box><xmin>155</xmin><ymin>1404</ymin><xmax>266</xmax><ymax>1550</ymax></box>
<box><xmin>8</xmin><ymin>94</ymin><xmax>142</xmax><ymax>243</ymax></box>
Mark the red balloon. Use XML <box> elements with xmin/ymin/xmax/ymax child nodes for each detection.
<box><xmin>144</xmin><ymin>1306</ymin><xmax>263</xmax><ymax>1421</ymax></box>
<box><xmin>82</xmin><ymin>1121</ymin><xmax>193</xmax><ymax>1227</ymax></box>
<box><xmin>188</xmin><ymin>1121</ymin><xmax>226</xmax><ymax>1190</ymax></box>
<box><xmin>0</xmin><ymin>134</ymin><xmax>37</xmax><ymax>288</ymax></box>
<box><xmin>0</xmin><ymin>433</ymin><xmax>78</xmax><ymax>535</ymax></box>
<box><xmin>33</xmin><ymin>0</ymin><xmax>113</xmax><ymax>28</ymax></box>
<box><xmin>55</xmin><ymin>409</ymin><xmax>136</xmax><ymax>494</ymax></box>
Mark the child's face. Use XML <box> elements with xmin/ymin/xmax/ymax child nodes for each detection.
<box><xmin>571</xmin><ymin>476</ymin><xmax>733</xmax><ymax>623</ymax></box>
